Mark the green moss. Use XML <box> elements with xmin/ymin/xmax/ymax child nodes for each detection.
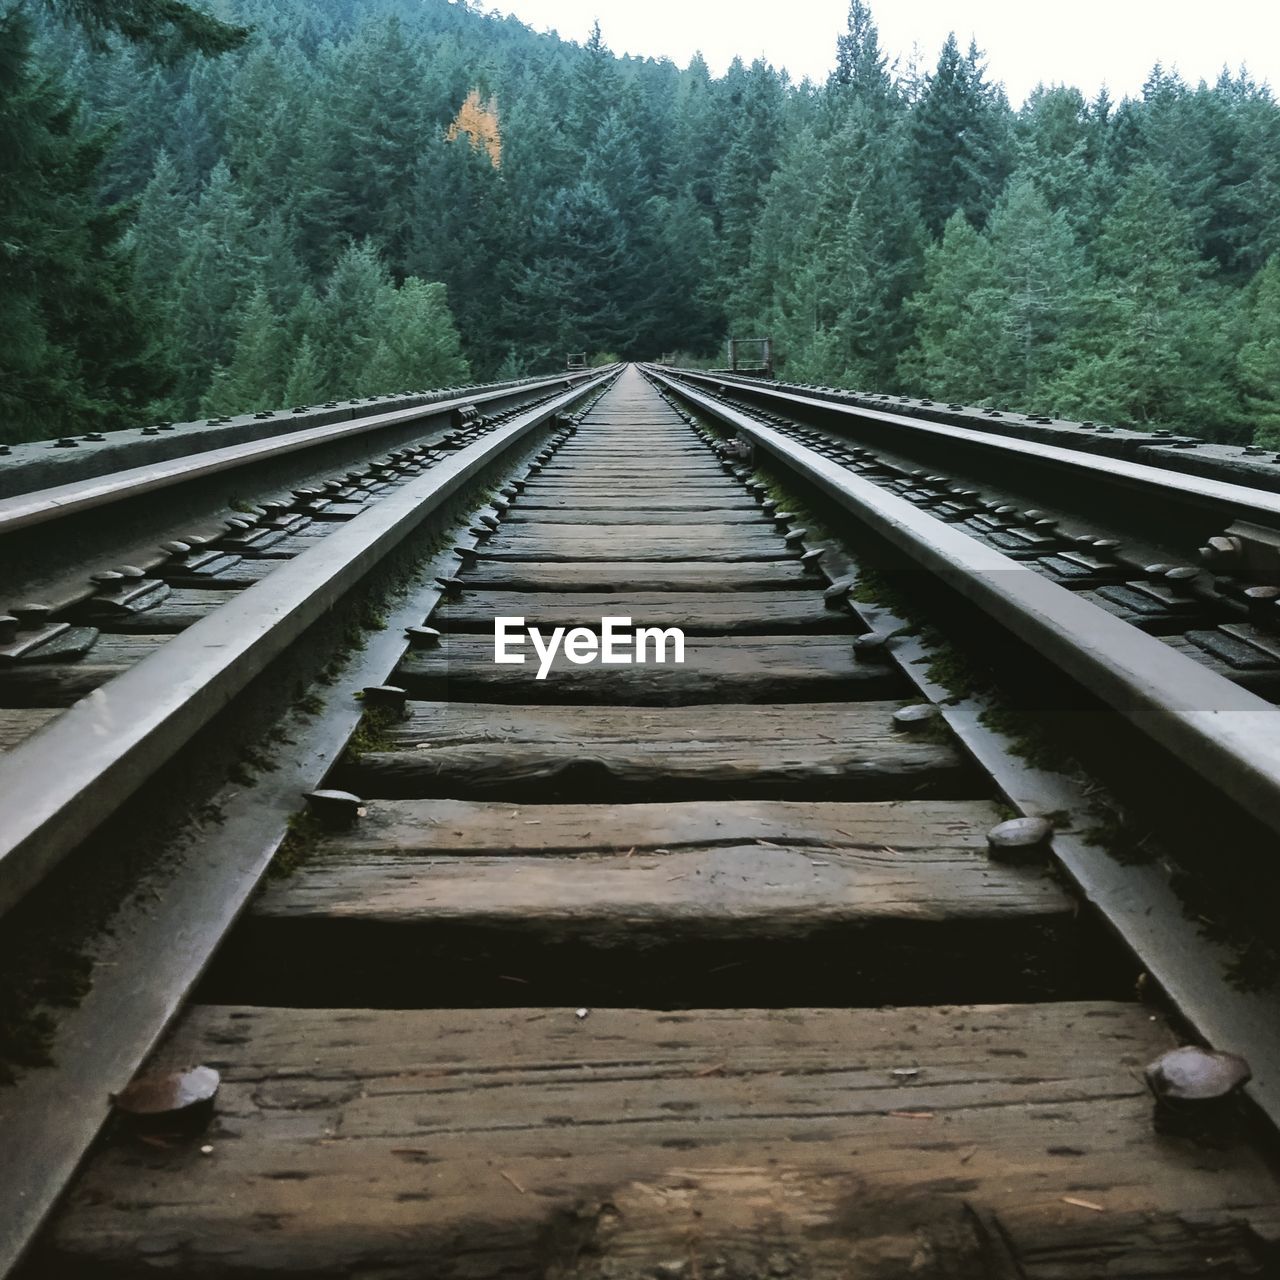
<box><xmin>976</xmin><ymin>702</ymin><xmax>1074</xmax><ymax>774</ymax></box>
<box><xmin>0</xmin><ymin>945</ymin><xmax>93</xmax><ymax>1084</ymax></box>
<box><xmin>1079</xmin><ymin>807</ymin><xmax>1157</xmax><ymax>865</ymax></box>
<box><xmin>267</xmin><ymin>810</ymin><xmax>326</xmax><ymax>880</ymax></box>
<box><xmin>343</xmin><ymin>705</ymin><xmax>400</xmax><ymax>761</ymax></box>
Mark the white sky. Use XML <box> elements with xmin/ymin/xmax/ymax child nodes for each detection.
<box><xmin>485</xmin><ymin>0</ymin><xmax>1280</xmax><ymax>105</ymax></box>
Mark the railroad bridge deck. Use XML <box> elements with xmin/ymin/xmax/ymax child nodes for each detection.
<box><xmin>0</xmin><ymin>366</ymin><xmax>1277</xmax><ymax>1277</ymax></box>
<box><xmin>10</xmin><ymin>366</ymin><xmax>1276</xmax><ymax>1278</ymax></box>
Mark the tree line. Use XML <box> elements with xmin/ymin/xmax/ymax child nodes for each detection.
<box><xmin>3</xmin><ymin>0</ymin><xmax>1279</xmax><ymax>444</ymax></box>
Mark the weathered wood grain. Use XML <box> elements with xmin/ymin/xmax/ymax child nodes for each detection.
<box><xmin>92</xmin><ymin>587</ymin><xmax>236</xmax><ymax>633</ymax></box>
<box><xmin>302</xmin><ymin>795</ymin><xmax>1004</xmax><ymax>855</ymax></box>
<box><xmin>504</xmin><ymin>507</ymin><xmax>768</xmax><ymax>523</ymax></box>
<box><xmin>394</xmin><ymin>634</ymin><xmax>902</xmax><ymax>703</ymax></box>
<box><xmin>514</xmin><ymin>497</ymin><xmax>760</xmax><ymax>512</ymax></box>
<box><xmin>0</xmin><ymin>634</ymin><xmax>169</xmax><ymax>704</ymax></box>
<box><xmin>475</xmin><ymin>535</ymin><xmax>791</xmax><ymax>563</ymax></box>
<box><xmin>458</xmin><ymin>560</ymin><xmax>815</xmax><ymax>591</ymax></box>
<box><xmin>40</xmin><ymin>1003</ymin><xmax>1280</xmax><ymax>1278</ymax></box>
<box><xmin>340</xmin><ymin>699</ymin><xmax>972</xmax><ymax>799</ymax></box>
<box><xmin>433</xmin><ymin>590</ymin><xmax>855</xmax><ymax>634</ymax></box>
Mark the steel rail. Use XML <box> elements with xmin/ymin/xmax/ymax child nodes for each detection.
<box><xmin>0</xmin><ymin>372</ymin><xmax>595</xmax><ymax>537</ymax></box>
<box><xmin>660</xmin><ymin>367</ymin><xmax>1280</xmax><ymax>525</ymax></box>
<box><xmin>0</xmin><ymin>370</ymin><xmax>614</xmax><ymax>920</ymax></box>
<box><xmin>649</xmin><ymin>368</ymin><xmax>1280</xmax><ymax>841</ymax></box>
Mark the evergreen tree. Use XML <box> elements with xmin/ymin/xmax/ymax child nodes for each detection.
<box><xmin>43</xmin><ymin>0</ymin><xmax>247</xmax><ymax>58</ymax></box>
<box><xmin>975</xmin><ymin>176</ymin><xmax>1090</xmax><ymax>405</ymax></box>
<box><xmin>199</xmin><ymin>286</ymin><xmax>286</xmax><ymax>414</ymax></box>
<box><xmin>0</xmin><ymin>9</ymin><xmax>163</xmax><ymax>440</ymax></box>
<box><xmin>898</xmin><ymin>212</ymin><xmax>998</xmax><ymax>400</ymax></box>
<box><xmin>283</xmin><ymin>334</ymin><xmax>326</xmax><ymax>406</ymax></box>
<box><xmin>910</xmin><ymin>34</ymin><xmax>1012</xmax><ymax>234</ymax></box>
<box><xmin>364</xmin><ymin>278</ymin><xmax>470</xmax><ymax>394</ymax></box>
<box><xmin>832</xmin><ymin>0</ymin><xmax>892</xmax><ymax>105</ymax></box>
<box><xmin>312</xmin><ymin>239</ymin><xmax>396</xmax><ymax>395</ymax></box>
<box><xmin>1240</xmin><ymin>255</ymin><xmax>1280</xmax><ymax>444</ymax></box>
<box><xmin>13</xmin><ymin>0</ymin><xmax>1280</xmax><ymax>433</ymax></box>
<box><xmin>1047</xmin><ymin>165</ymin><xmax>1238</xmax><ymax>434</ymax></box>
<box><xmin>166</xmin><ymin>160</ymin><xmax>259</xmax><ymax>412</ymax></box>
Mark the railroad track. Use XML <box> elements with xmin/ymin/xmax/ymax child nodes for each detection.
<box><xmin>3</xmin><ymin>365</ymin><xmax>1280</xmax><ymax>1276</ymax></box>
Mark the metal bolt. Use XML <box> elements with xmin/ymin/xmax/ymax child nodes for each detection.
<box><xmin>305</xmin><ymin>790</ymin><xmax>364</xmax><ymax>830</ymax></box>
<box><xmin>852</xmin><ymin>633</ymin><xmax>890</xmax><ymax>662</ymax></box>
<box><xmin>1145</xmin><ymin>1045</ymin><xmax>1251</xmax><ymax>1133</ymax></box>
<box><xmin>0</xmin><ymin>616</ymin><xmax>18</xmax><ymax>643</ymax></box>
<box><xmin>479</xmin><ymin>514</ymin><xmax>501</xmax><ymax>531</ymax></box>
<box><xmin>823</xmin><ymin>577</ymin><xmax>855</xmax><ymax>607</ymax></box>
<box><xmin>987</xmin><ymin>816</ymin><xmax>1053</xmax><ymax>863</ymax></box>
<box><xmin>54</xmin><ymin>437</ymin><xmax>79</xmax><ymax>448</ymax></box>
<box><xmin>405</xmin><ymin>626</ymin><xmax>442</xmax><ymax>649</ymax></box>
<box><xmin>435</xmin><ymin>576</ymin><xmax>465</xmax><ymax>599</ymax></box>
<box><xmin>783</xmin><ymin>527</ymin><xmax>808</xmax><ymax>546</ymax></box>
<box><xmin>893</xmin><ymin>704</ymin><xmax>940</xmax><ymax>733</ymax></box>
<box><xmin>361</xmin><ymin>685</ymin><xmax>408</xmax><ymax>717</ymax></box>
<box><xmin>12</xmin><ymin>603</ymin><xmax>52</xmax><ymax>630</ymax></box>
<box><xmin>90</xmin><ymin>571</ymin><xmax>126</xmax><ymax>593</ymax></box>
<box><xmin>161</xmin><ymin>541</ymin><xmax>192</xmax><ymax>559</ymax></box>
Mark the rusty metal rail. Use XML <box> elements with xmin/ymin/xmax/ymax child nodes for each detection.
<box><xmin>0</xmin><ymin>371</ymin><xmax>614</xmax><ymax>920</ymax></box>
<box><xmin>659</xmin><ymin>365</ymin><xmax>1280</xmax><ymax>503</ymax></box>
<box><xmin>648</xmin><ymin>362</ymin><xmax>1280</xmax><ymax>1132</ymax></box>
<box><xmin>0</xmin><ymin>373</ymin><xmax>597</xmax><ymax>537</ymax></box>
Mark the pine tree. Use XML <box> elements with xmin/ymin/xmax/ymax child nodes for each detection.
<box><xmin>283</xmin><ymin>335</ymin><xmax>326</xmax><ymax>406</ymax></box>
<box><xmin>1047</xmin><ymin>165</ymin><xmax>1238</xmax><ymax>434</ymax></box>
<box><xmin>975</xmin><ymin>176</ymin><xmax>1090</xmax><ymax>405</ymax></box>
<box><xmin>43</xmin><ymin>0</ymin><xmax>247</xmax><ymax>58</ymax></box>
<box><xmin>364</xmin><ymin>278</ymin><xmax>470</xmax><ymax>394</ymax></box>
<box><xmin>898</xmin><ymin>212</ymin><xmax>997</xmax><ymax>401</ymax></box>
<box><xmin>312</xmin><ymin>240</ymin><xmax>397</xmax><ymax>396</ymax></box>
<box><xmin>910</xmin><ymin>34</ymin><xmax>1012</xmax><ymax>234</ymax></box>
<box><xmin>832</xmin><ymin>1</ymin><xmax>892</xmax><ymax>104</ymax></box>
<box><xmin>1240</xmin><ymin>255</ymin><xmax>1280</xmax><ymax>444</ymax></box>
<box><xmin>166</xmin><ymin>160</ymin><xmax>259</xmax><ymax>412</ymax></box>
<box><xmin>0</xmin><ymin>9</ymin><xmax>164</xmax><ymax>441</ymax></box>
<box><xmin>199</xmin><ymin>287</ymin><xmax>286</xmax><ymax>415</ymax></box>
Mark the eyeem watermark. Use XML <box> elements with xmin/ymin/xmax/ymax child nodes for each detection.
<box><xmin>494</xmin><ymin>616</ymin><xmax>686</xmax><ymax>680</ymax></box>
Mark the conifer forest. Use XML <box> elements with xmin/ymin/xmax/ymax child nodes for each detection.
<box><xmin>4</xmin><ymin>0</ymin><xmax>1280</xmax><ymax>446</ymax></box>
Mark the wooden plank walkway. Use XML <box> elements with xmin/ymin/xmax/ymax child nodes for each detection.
<box><xmin>35</xmin><ymin>366</ymin><xmax>1280</xmax><ymax>1277</ymax></box>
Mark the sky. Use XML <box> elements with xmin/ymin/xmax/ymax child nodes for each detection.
<box><xmin>486</xmin><ymin>0</ymin><xmax>1280</xmax><ymax>106</ymax></box>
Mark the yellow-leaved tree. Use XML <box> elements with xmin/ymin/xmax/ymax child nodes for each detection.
<box><xmin>446</xmin><ymin>89</ymin><xmax>501</xmax><ymax>168</ymax></box>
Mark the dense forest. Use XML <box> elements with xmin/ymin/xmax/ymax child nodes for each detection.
<box><xmin>3</xmin><ymin>0</ymin><xmax>1280</xmax><ymax>444</ymax></box>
